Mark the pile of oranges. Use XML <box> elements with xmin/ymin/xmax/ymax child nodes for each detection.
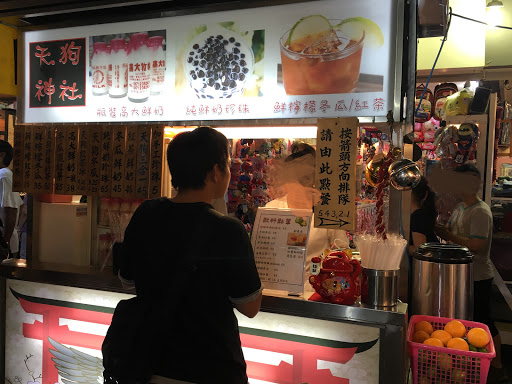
<box><xmin>412</xmin><ymin>319</ymin><xmax>490</xmax><ymax>352</ymax></box>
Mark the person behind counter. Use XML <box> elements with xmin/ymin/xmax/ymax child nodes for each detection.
<box><xmin>265</xmin><ymin>143</ymin><xmax>349</xmax><ymax>293</ymax></box>
<box><xmin>408</xmin><ymin>176</ymin><xmax>439</xmax><ymax>255</ymax></box>
<box><xmin>434</xmin><ymin>164</ymin><xmax>508</xmax><ymax>383</ymax></box>
<box><xmin>118</xmin><ymin>127</ymin><xmax>263</xmax><ymax>384</ymax></box>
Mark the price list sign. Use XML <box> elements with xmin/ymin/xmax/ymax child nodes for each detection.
<box><xmin>32</xmin><ymin>126</ymin><xmax>45</xmax><ymax>191</ymax></box>
<box><xmin>54</xmin><ymin>126</ymin><xmax>66</xmax><ymax>193</ymax></box>
<box><xmin>149</xmin><ymin>126</ymin><xmax>164</xmax><ymax>198</ymax></box>
<box><xmin>99</xmin><ymin>126</ymin><xmax>113</xmax><ymax>196</ymax></box>
<box><xmin>12</xmin><ymin>126</ymin><xmax>25</xmax><ymax>192</ymax></box>
<box><xmin>124</xmin><ymin>127</ymin><xmax>137</xmax><ymax>197</ymax></box>
<box><xmin>251</xmin><ymin>207</ymin><xmax>312</xmax><ymax>293</ymax></box>
<box><xmin>63</xmin><ymin>126</ymin><xmax>79</xmax><ymax>195</ymax></box>
<box><xmin>43</xmin><ymin>126</ymin><xmax>55</xmax><ymax>193</ymax></box>
<box><xmin>87</xmin><ymin>126</ymin><xmax>101</xmax><ymax>195</ymax></box>
<box><xmin>135</xmin><ymin>126</ymin><xmax>151</xmax><ymax>198</ymax></box>
<box><xmin>314</xmin><ymin>118</ymin><xmax>358</xmax><ymax>231</ymax></box>
<box><xmin>77</xmin><ymin>126</ymin><xmax>90</xmax><ymax>195</ymax></box>
<box><xmin>111</xmin><ymin>126</ymin><xmax>126</xmax><ymax>197</ymax></box>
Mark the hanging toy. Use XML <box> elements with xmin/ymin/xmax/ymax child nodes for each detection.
<box><xmin>456</xmin><ymin>123</ymin><xmax>479</xmax><ymax>162</ymax></box>
<box><xmin>434</xmin><ymin>125</ymin><xmax>459</xmax><ymax>170</ymax></box>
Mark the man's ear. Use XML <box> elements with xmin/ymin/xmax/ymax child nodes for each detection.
<box><xmin>209</xmin><ymin>164</ymin><xmax>221</xmax><ymax>183</ymax></box>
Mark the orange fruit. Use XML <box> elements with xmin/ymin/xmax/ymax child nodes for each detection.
<box><xmin>467</xmin><ymin>327</ymin><xmax>490</xmax><ymax>348</ymax></box>
<box><xmin>431</xmin><ymin>330</ymin><xmax>452</xmax><ymax>346</ymax></box>
<box><xmin>444</xmin><ymin>320</ymin><xmax>466</xmax><ymax>338</ymax></box>
<box><xmin>415</xmin><ymin>320</ymin><xmax>433</xmax><ymax>335</ymax></box>
<box><xmin>447</xmin><ymin>337</ymin><xmax>469</xmax><ymax>351</ymax></box>
<box><xmin>423</xmin><ymin>337</ymin><xmax>444</xmax><ymax>347</ymax></box>
<box><xmin>412</xmin><ymin>330</ymin><xmax>431</xmax><ymax>343</ymax></box>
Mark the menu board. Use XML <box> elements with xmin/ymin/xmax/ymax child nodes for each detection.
<box><xmin>77</xmin><ymin>126</ymin><xmax>90</xmax><ymax>195</ymax></box>
<box><xmin>11</xmin><ymin>125</ymin><xmax>165</xmax><ymax>198</ymax></box>
<box><xmin>43</xmin><ymin>126</ymin><xmax>55</xmax><ymax>193</ymax></box>
<box><xmin>135</xmin><ymin>126</ymin><xmax>151</xmax><ymax>198</ymax></box>
<box><xmin>124</xmin><ymin>128</ymin><xmax>138</xmax><ymax>196</ymax></box>
<box><xmin>87</xmin><ymin>126</ymin><xmax>101</xmax><ymax>195</ymax></box>
<box><xmin>149</xmin><ymin>126</ymin><xmax>164</xmax><ymax>198</ymax></box>
<box><xmin>111</xmin><ymin>126</ymin><xmax>126</xmax><ymax>197</ymax></box>
<box><xmin>32</xmin><ymin>126</ymin><xmax>55</xmax><ymax>194</ymax></box>
<box><xmin>22</xmin><ymin>0</ymin><xmax>399</xmax><ymax>123</ymax></box>
<box><xmin>64</xmin><ymin>126</ymin><xmax>79</xmax><ymax>195</ymax></box>
<box><xmin>12</xmin><ymin>126</ymin><xmax>25</xmax><ymax>192</ymax></box>
<box><xmin>54</xmin><ymin>126</ymin><xmax>66</xmax><ymax>193</ymax></box>
<box><xmin>314</xmin><ymin>118</ymin><xmax>358</xmax><ymax>231</ymax></box>
<box><xmin>99</xmin><ymin>126</ymin><xmax>113</xmax><ymax>196</ymax></box>
<box><xmin>251</xmin><ymin>207</ymin><xmax>312</xmax><ymax>294</ymax></box>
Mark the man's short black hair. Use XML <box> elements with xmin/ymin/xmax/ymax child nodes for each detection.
<box><xmin>0</xmin><ymin>140</ymin><xmax>14</xmax><ymax>166</ymax></box>
<box><xmin>454</xmin><ymin>163</ymin><xmax>481</xmax><ymax>178</ymax></box>
<box><xmin>167</xmin><ymin>127</ymin><xmax>229</xmax><ymax>191</ymax></box>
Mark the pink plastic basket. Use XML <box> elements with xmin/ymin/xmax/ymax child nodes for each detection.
<box><xmin>407</xmin><ymin>315</ymin><xmax>496</xmax><ymax>384</ymax></box>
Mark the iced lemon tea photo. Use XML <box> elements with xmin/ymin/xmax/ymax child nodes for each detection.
<box><xmin>280</xmin><ymin>15</ymin><xmax>383</xmax><ymax>95</ymax></box>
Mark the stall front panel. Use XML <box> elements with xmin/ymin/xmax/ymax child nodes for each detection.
<box><xmin>21</xmin><ymin>0</ymin><xmax>400</xmax><ymax>123</ymax></box>
<box><xmin>1</xmin><ymin>274</ymin><xmax>407</xmax><ymax>384</ymax></box>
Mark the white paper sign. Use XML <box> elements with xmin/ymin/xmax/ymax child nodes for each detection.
<box><xmin>251</xmin><ymin>207</ymin><xmax>312</xmax><ymax>293</ymax></box>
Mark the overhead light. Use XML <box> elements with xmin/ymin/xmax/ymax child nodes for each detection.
<box><xmin>487</xmin><ymin>0</ymin><xmax>504</xmax><ymax>7</ymax></box>
<box><xmin>164</xmin><ymin>126</ymin><xmax>318</xmax><ymax>139</ymax></box>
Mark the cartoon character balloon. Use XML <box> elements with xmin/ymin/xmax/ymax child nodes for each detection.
<box><xmin>456</xmin><ymin>123</ymin><xmax>479</xmax><ymax>163</ymax></box>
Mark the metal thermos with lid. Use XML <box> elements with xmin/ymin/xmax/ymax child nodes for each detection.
<box><xmin>412</xmin><ymin>243</ymin><xmax>473</xmax><ymax>320</ymax></box>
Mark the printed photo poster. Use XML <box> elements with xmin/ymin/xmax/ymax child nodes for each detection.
<box><xmin>314</xmin><ymin>118</ymin><xmax>358</xmax><ymax>231</ymax></box>
<box><xmin>5</xmin><ymin>278</ymin><xmax>379</xmax><ymax>384</ymax></box>
<box><xmin>89</xmin><ymin>29</ymin><xmax>167</xmax><ymax>119</ymax></box>
<box><xmin>251</xmin><ymin>207</ymin><xmax>312</xmax><ymax>294</ymax></box>
<box><xmin>23</xmin><ymin>0</ymin><xmax>399</xmax><ymax>123</ymax></box>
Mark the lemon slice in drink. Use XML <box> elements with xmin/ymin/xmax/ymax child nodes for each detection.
<box><xmin>333</xmin><ymin>17</ymin><xmax>384</xmax><ymax>48</ymax></box>
<box><xmin>286</xmin><ymin>14</ymin><xmax>332</xmax><ymax>46</ymax></box>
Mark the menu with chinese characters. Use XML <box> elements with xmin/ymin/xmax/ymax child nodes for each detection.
<box><xmin>77</xmin><ymin>126</ymin><xmax>90</xmax><ymax>195</ymax></box>
<box><xmin>12</xmin><ymin>125</ymin><xmax>165</xmax><ymax>199</ymax></box>
<box><xmin>99</xmin><ymin>126</ymin><xmax>113</xmax><ymax>196</ymax></box>
<box><xmin>251</xmin><ymin>207</ymin><xmax>312</xmax><ymax>294</ymax></box>
<box><xmin>12</xmin><ymin>126</ymin><xmax>25</xmax><ymax>192</ymax></box>
<box><xmin>87</xmin><ymin>126</ymin><xmax>101</xmax><ymax>195</ymax></box>
<box><xmin>149</xmin><ymin>126</ymin><xmax>164</xmax><ymax>198</ymax></box>
<box><xmin>135</xmin><ymin>126</ymin><xmax>151</xmax><ymax>198</ymax></box>
<box><xmin>124</xmin><ymin>128</ymin><xmax>137</xmax><ymax>197</ymax></box>
<box><xmin>111</xmin><ymin>126</ymin><xmax>126</xmax><ymax>197</ymax></box>
<box><xmin>64</xmin><ymin>126</ymin><xmax>79</xmax><ymax>195</ymax></box>
<box><xmin>23</xmin><ymin>0</ymin><xmax>399</xmax><ymax>124</ymax></box>
<box><xmin>54</xmin><ymin>127</ymin><xmax>66</xmax><ymax>193</ymax></box>
<box><xmin>314</xmin><ymin>118</ymin><xmax>358</xmax><ymax>231</ymax></box>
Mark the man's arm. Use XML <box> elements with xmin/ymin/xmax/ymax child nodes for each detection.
<box><xmin>435</xmin><ymin>223</ymin><xmax>486</xmax><ymax>254</ymax></box>
<box><xmin>234</xmin><ymin>292</ymin><xmax>262</xmax><ymax>318</ymax></box>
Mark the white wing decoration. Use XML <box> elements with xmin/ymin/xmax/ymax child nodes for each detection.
<box><xmin>48</xmin><ymin>337</ymin><xmax>104</xmax><ymax>384</ymax></box>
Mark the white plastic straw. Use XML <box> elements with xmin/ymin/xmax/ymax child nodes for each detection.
<box><xmin>354</xmin><ymin>233</ymin><xmax>407</xmax><ymax>270</ymax></box>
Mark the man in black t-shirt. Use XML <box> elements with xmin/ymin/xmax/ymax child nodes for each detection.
<box><xmin>119</xmin><ymin>127</ymin><xmax>263</xmax><ymax>384</ymax></box>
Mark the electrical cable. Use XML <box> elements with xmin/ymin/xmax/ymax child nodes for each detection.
<box><xmin>414</xmin><ymin>7</ymin><xmax>453</xmax><ymax>119</ymax></box>
<box><xmin>451</xmin><ymin>12</ymin><xmax>512</xmax><ymax>30</ymax></box>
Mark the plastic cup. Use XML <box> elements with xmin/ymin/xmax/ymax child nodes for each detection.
<box><xmin>280</xmin><ymin>23</ymin><xmax>365</xmax><ymax>95</ymax></box>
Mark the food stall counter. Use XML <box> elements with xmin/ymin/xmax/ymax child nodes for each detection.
<box><xmin>0</xmin><ymin>262</ymin><xmax>407</xmax><ymax>384</ymax></box>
